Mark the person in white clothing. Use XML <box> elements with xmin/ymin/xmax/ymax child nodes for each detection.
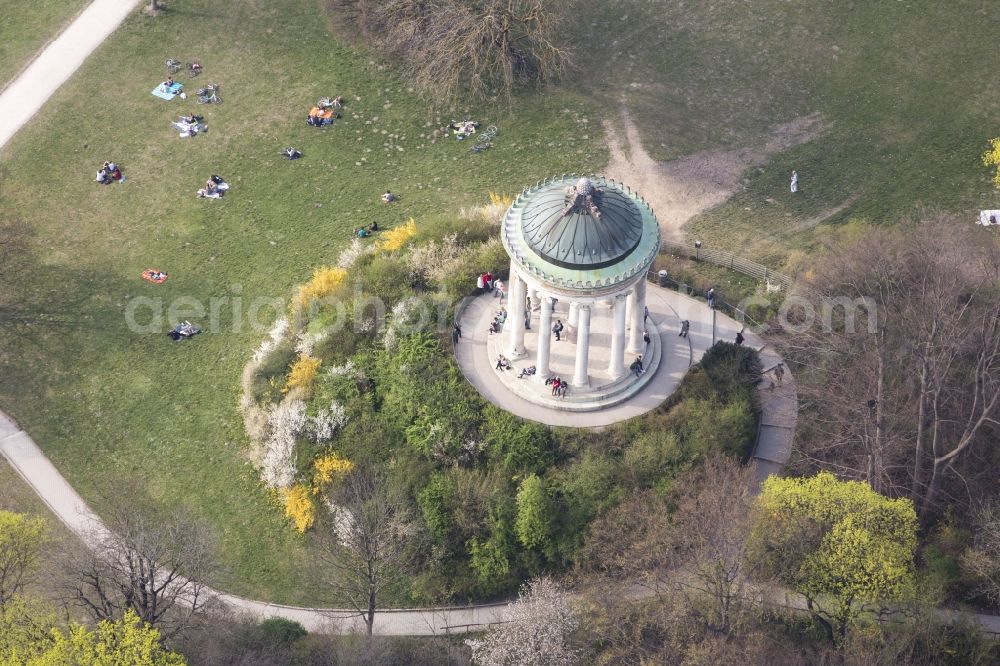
<box><xmin>790</xmin><ymin>170</ymin><xmax>798</xmax><ymax>193</ymax></box>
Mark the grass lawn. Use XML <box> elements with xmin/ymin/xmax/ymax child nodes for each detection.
<box><xmin>0</xmin><ymin>0</ymin><xmax>90</xmax><ymax>89</ymax></box>
<box><xmin>571</xmin><ymin>0</ymin><xmax>1000</xmax><ymax>261</ymax></box>
<box><xmin>0</xmin><ymin>1</ymin><xmax>605</xmax><ymax>605</ymax></box>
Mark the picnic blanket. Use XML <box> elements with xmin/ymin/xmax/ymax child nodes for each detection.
<box><xmin>978</xmin><ymin>210</ymin><xmax>1000</xmax><ymax>226</ymax></box>
<box><xmin>151</xmin><ymin>82</ymin><xmax>183</xmax><ymax>101</ymax></box>
<box><xmin>142</xmin><ymin>269</ymin><xmax>168</xmax><ymax>283</ymax></box>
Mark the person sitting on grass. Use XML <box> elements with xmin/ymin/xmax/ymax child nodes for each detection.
<box><xmin>162</xmin><ymin>76</ymin><xmax>175</xmax><ymax>90</ymax></box>
<box><xmin>355</xmin><ymin>227</ymin><xmax>370</xmax><ymax>238</ymax></box>
<box><xmin>281</xmin><ymin>147</ymin><xmax>302</xmax><ymax>160</ymax></box>
<box><xmin>368</xmin><ymin>221</ymin><xmax>378</xmax><ymax>232</ymax></box>
<box><xmin>95</xmin><ymin>168</ymin><xmax>109</xmax><ymax>184</ymax></box>
<box><xmin>382</xmin><ymin>190</ymin><xmax>396</xmax><ymax>204</ymax></box>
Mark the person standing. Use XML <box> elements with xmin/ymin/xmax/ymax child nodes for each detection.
<box><xmin>735</xmin><ymin>329</ymin><xmax>745</xmax><ymax>346</ymax></box>
<box><xmin>552</xmin><ymin>319</ymin><xmax>564</xmax><ymax>341</ymax></box>
<box><xmin>774</xmin><ymin>363</ymin><xmax>785</xmax><ymax>383</ymax></box>
<box><xmin>679</xmin><ymin>320</ymin><xmax>690</xmax><ymax>337</ymax></box>
<box><xmin>494</xmin><ymin>279</ymin><xmax>505</xmax><ymax>300</ymax></box>
<box><xmin>452</xmin><ymin>323</ymin><xmax>462</xmax><ymax>344</ymax></box>
<box><xmin>706</xmin><ymin>287</ymin><xmax>716</xmax><ymax>310</ymax></box>
<box><xmin>790</xmin><ymin>170</ymin><xmax>798</xmax><ymax>193</ymax></box>
<box><xmin>643</xmin><ymin>329</ymin><xmax>651</xmax><ymax>346</ymax></box>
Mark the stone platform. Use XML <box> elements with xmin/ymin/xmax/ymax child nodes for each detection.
<box><xmin>483</xmin><ymin>299</ymin><xmax>661</xmax><ymax>411</ymax></box>
<box><xmin>454</xmin><ymin>282</ymin><xmax>750</xmax><ymax>427</ymax></box>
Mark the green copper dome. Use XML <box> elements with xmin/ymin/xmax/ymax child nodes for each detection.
<box><xmin>521</xmin><ymin>177</ymin><xmax>643</xmax><ymax>270</ymax></box>
<box><xmin>501</xmin><ymin>175</ymin><xmax>662</xmax><ymax>294</ymax></box>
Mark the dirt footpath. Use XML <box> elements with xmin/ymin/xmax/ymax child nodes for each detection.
<box><xmin>602</xmin><ymin>108</ymin><xmax>825</xmax><ymax>237</ymax></box>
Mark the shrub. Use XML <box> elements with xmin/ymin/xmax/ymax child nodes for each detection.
<box><xmin>248</xmin><ymin>338</ymin><xmax>297</xmax><ymax>404</ymax></box>
<box><xmin>293</xmin><ymin>267</ymin><xmax>348</xmax><ymax>310</ymax></box>
<box><xmin>418</xmin><ymin>473</ymin><xmax>455</xmax><ymax>541</ymax></box>
<box><xmin>285</xmin><ymin>355</ymin><xmax>322</xmax><ymax>393</ymax></box>
<box><xmin>283</xmin><ymin>483</ymin><xmax>316</xmax><ymax>532</ymax></box>
<box><xmin>255</xmin><ymin>617</ymin><xmax>307</xmax><ymax>646</ymax></box>
<box><xmin>313</xmin><ymin>452</ymin><xmax>354</xmax><ymax>492</ymax></box>
<box><xmin>378</xmin><ymin>218</ymin><xmax>417</xmax><ymax>253</ymax></box>
<box><xmin>308</xmin><ymin>400</ymin><xmax>348</xmax><ymax>443</ymax></box>
<box><xmin>261</xmin><ymin>399</ymin><xmax>307</xmax><ymax>488</ymax></box>
<box><xmin>515</xmin><ymin>474</ymin><xmax>554</xmax><ymax>551</ymax></box>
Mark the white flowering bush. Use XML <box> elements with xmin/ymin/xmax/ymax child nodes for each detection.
<box><xmin>408</xmin><ymin>233</ymin><xmax>463</xmax><ymax>286</ymax></box>
<box><xmin>295</xmin><ymin>329</ymin><xmax>327</xmax><ymax>356</ymax></box>
<box><xmin>467</xmin><ymin>577</ymin><xmax>578</xmax><ymax>666</ymax></box>
<box><xmin>326</xmin><ymin>360</ymin><xmax>355</xmax><ymax>378</ymax></box>
<box><xmin>309</xmin><ymin>400</ymin><xmax>348</xmax><ymax>443</ymax></box>
<box><xmin>253</xmin><ymin>318</ymin><xmax>290</xmax><ymax>363</ymax></box>
<box><xmin>261</xmin><ymin>399</ymin><xmax>307</xmax><ymax>488</ymax></box>
<box><xmin>337</xmin><ymin>237</ymin><xmax>373</xmax><ymax>269</ymax></box>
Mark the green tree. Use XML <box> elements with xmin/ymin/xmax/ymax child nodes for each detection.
<box><xmin>749</xmin><ymin>472</ymin><xmax>918</xmax><ymax>642</ymax></box>
<box><xmin>515</xmin><ymin>474</ymin><xmax>553</xmax><ymax>551</ymax></box>
<box><xmin>40</xmin><ymin>610</ymin><xmax>186</xmax><ymax>665</ymax></box>
<box><xmin>0</xmin><ymin>510</ymin><xmax>46</xmax><ymax>606</ymax></box>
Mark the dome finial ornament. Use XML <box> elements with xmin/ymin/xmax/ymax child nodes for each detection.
<box><xmin>562</xmin><ymin>177</ymin><xmax>603</xmax><ymax>219</ymax></box>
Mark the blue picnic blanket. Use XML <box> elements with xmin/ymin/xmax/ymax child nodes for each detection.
<box><xmin>151</xmin><ymin>82</ymin><xmax>183</xmax><ymax>100</ymax></box>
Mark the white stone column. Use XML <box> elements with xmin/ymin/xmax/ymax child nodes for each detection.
<box><xmin>568</xmin><ymin>301</ymin><xmax>579</xmax><ymax>328</ymax></box>
<box><xmin>572</xmin><ymin>304</ymin><xmax>592</xmax><ymax>387</ymax></box>
<box><xmin>536</xmin><ymin>296</ymin><xmax>553</xmax><ymax>379</ymax></box>
<box><xmin>625</xmin><ymin>289</ymin><xmax>635</xmax><ymax>332</ymax></box>
<box><xmin>627</xmin><ymin>278</ymin><xmax>646</xmax><ymax>355</ymax></box>
<box><xmin>506</xmin><ymin>267</ymin><xmax>527</xmax><ymax>358</ymax></box>
<box><xmin>609</xmin><ymin>294</ymin><xmax>627</xmax><ymax>379</ymax></box>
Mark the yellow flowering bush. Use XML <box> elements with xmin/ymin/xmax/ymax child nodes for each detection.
<box><xmin>488</xmin><ymin>191</ymin><xmax>512</xmax><ymax>208</ymax></box>
<box><xmin>284</xmin><ymin>355</ymin><xmax>321</xmax><ymax>393</ymax></box>
<box><xmin>283</xmin><ymin>483</ymin><xmax>315</xmax><ymax>532</ymax></box>
<box><xmin>983</xmin><ymin>137</ymin><xmax>1000</xmax><ymax>188</ymax></box>
<box><xmin>378</xmin><ymin>218</ymin><xmax>417</xmax><ymax>252</ymax></box>
<box><xmin>312</xmin><ymin>452</ymin><xmax>354</xmax><ymax>492</ymax></box>
<box><xmin>293</xmin><ymin>267</ymin><xmax>347</xmax><ymax>310</ymax></box>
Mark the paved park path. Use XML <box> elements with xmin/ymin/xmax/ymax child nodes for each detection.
<box><xmin>0</xmin><ymin>0</ymin><xmax>141</xmax><ymax>151</ymax></box>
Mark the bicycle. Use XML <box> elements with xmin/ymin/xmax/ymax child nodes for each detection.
<box><xmin>165</xmin><ymin>58</ymin><xmax>182</xmax><ymax>75</ymax></box>
<box><xmin>197</xmin><ymin>91</ymin><xmax>222</xmax><ymax>105</ymax></box>
<box><xmin>195</xmin><ymin>83</ymin><xmax>222</xmax><ymax>104</ymax></box>
<box><xmin>186</xmin><ymin>62</ymin><xmax>203</xmax><ymax>77</ymax></box>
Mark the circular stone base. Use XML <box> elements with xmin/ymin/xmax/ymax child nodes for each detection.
<box><xmin>483</xmin><ymin>303</ymin><xmax>661</xmax><ymax>412</ymax></box>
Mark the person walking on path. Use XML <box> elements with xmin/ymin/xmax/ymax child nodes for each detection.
<box><xmin>774</xmin><ymin>362</ymin><xmax>785</xmax><ymax>383</ymax></box>
<box><xmin>679</xmin><ymin>320</ymin><xmax>690</xmax><ymax>337</ymax></box>
<box><xmin>790</xmin><ymin>170</ymin><xmax>798</xmax><ymax>193</ymax></box>
<box><xmin>494</xmin><ymin>279</ymin><xmax>505</xmax><ymax>301</ymax></box>
<box><xmin>706</xmin><ymin>287</ymin><xmax>716</xmax><ymax>310</ymax></box>
<box><xmin>735</xmin><ymin>329</ymin><xmax>745</xmax><ymax>346</ymax></box>
<box><xmin>643</xmin><ymin>305</ymin><xmax>649</xmax><ymax>323</ymax></box>
<box><xmin>552</xmin><ymin>319</ymin><xmax>564</xmax><ymax>341</ymax></box>
<box><xmin>643</xmin><ymin>329</ymin><xmax>651</xmax><ymax>346</ymax></box>
<box><xmin>452</xmin><ymin>323</ymin><xmax>462</xmax><ymax>344</ymax></box>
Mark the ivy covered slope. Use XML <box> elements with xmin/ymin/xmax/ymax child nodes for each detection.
<box><xmin>241</xmin><ymin>200</ymin><xmax>762</xmax><ymax>603</ymax></box>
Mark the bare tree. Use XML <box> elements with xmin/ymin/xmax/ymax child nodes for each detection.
<box><xmin>466</xmin><ymin>577</ymin><xmax>578</xmax><ymax>666</ymax></box>
<box><xmin>962</xmin><ymin>501</ymin><xmax>1000</xmax><ymax>607</ymax></box>
<box><xmin>313</xmin><ymin>468</ymin><xmax>408</xmax><ymax>636</ymax></box>
<box><xmin>778</xmin><ymin>221</ymin><xmax>1000</xmax><ymax>517</ymax></box>
<box><xmin>340</xmin><ymin>0</ymin><xmax>574</xmax><ymax>106</ymax></box>
<box><xmin>665</xmin><ymin>456</ymin><xmax>763</xmax><ymax>636</ymax></box>
<box><xmin>578</xmin><ymin>457</ymin><xmax>762</xmax><ymax>636</ymax></box>
<box><xmin>60</xmin><ymin>502</ymin><xmax>218</xmax><ymax>640</ymax></box>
